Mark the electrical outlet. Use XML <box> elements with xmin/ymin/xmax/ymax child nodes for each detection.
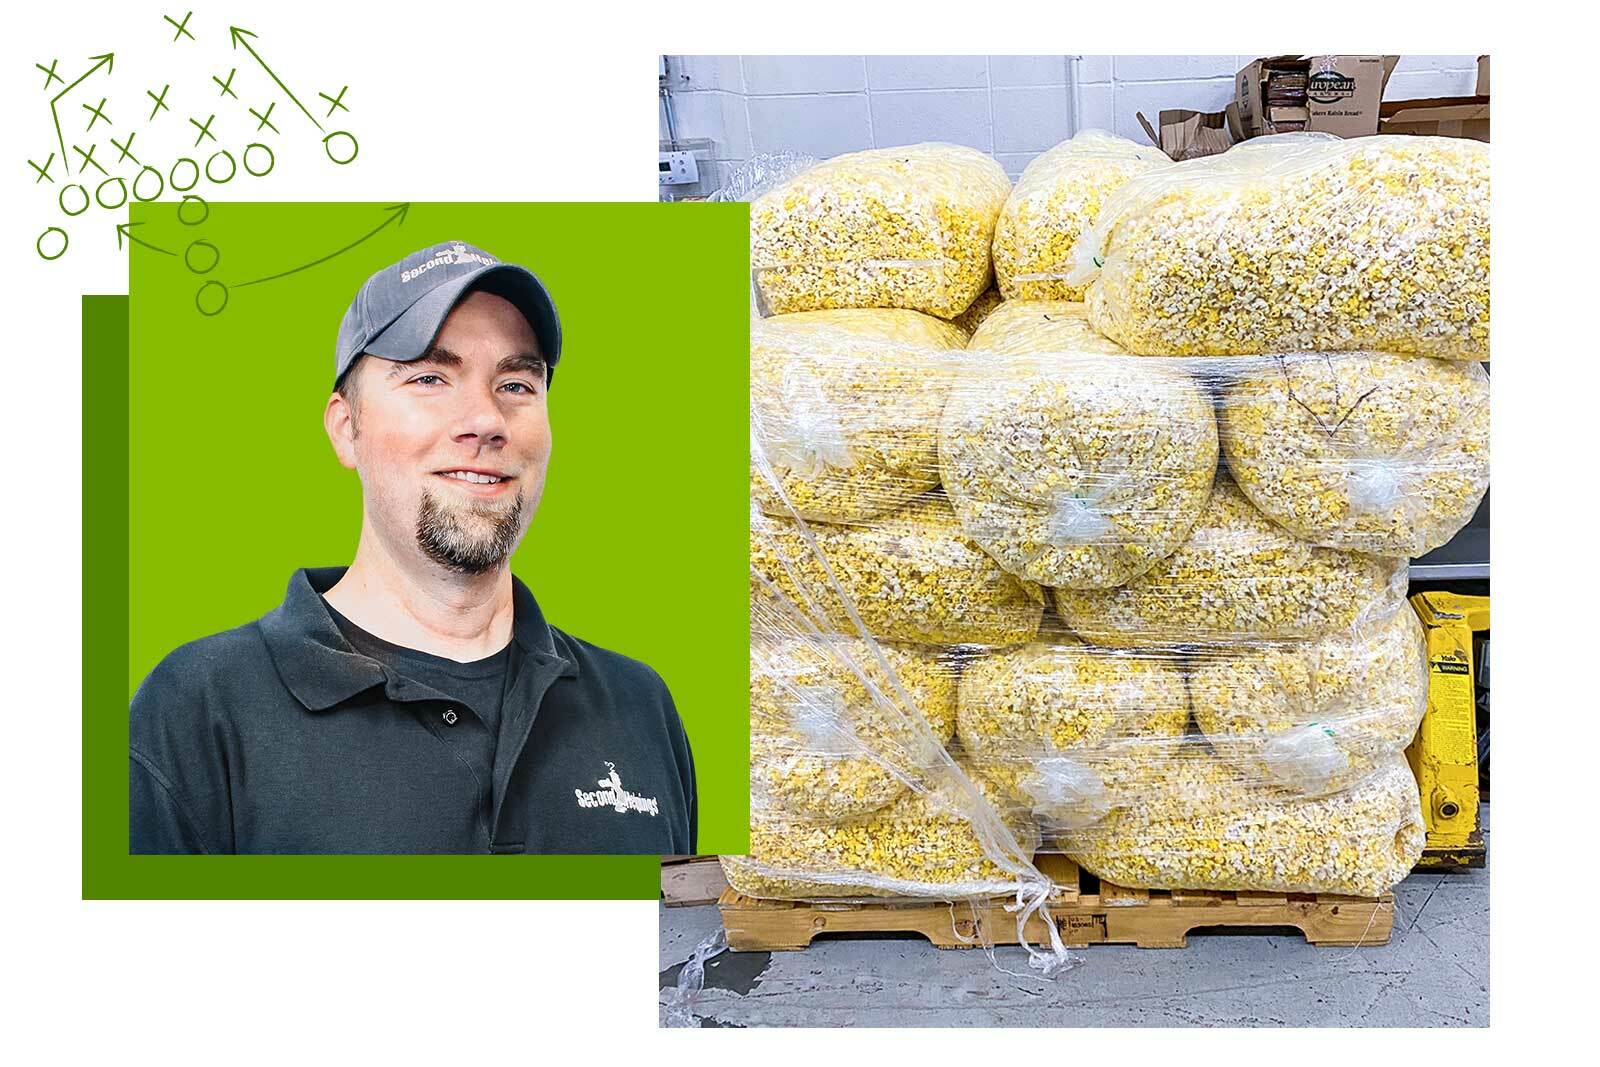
<box><xmin>658</xmin><ymin>151</ymin><xmax>700</xmax><ymax>187</ymax></box>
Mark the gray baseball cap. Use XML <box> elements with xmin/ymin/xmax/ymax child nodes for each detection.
<box><xmin>334</xmin><ymin>240</ymin><xmax>561</xmax><ymax>387</ymax></box>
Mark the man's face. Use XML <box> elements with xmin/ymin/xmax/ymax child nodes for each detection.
<box><xmin>326</xmin><ymin>290</ymin><xmax>551</xmax><ymax>575</ymax></box>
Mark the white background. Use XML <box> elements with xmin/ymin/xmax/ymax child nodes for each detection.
<box><xmin>3</xmin><ymin>0</ymin><xmax>1596</xmax><ymax>1058</ymax></box>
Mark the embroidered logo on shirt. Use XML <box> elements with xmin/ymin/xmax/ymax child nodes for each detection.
<box><xmin>573</xmin><ymin>761</ymin><xmax>659</xmax><ymax>817</ymax></box>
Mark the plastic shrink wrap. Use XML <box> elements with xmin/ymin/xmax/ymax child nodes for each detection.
<box><xmin>993</xmin><ymin>130</ymin><xmax>1171</xmax><ymax>302</ymax></box>
<box><xmin>1220</xmin><ymin>352</ymin><xmax>1490</xmax><ymax>555</ymax></box>
<box><xmin>966</xmin><ymin>299</ymin><xmax>1129</xmax><ymax>355</ymax></box>
<box><xmin>950</xmin><ymin>287</ymin><xmax>1004</xmax><ymax>337</ymax></box>
<box><xmin>750</xmin><ymin>143</ymin><xmax>1012</xmax><ymax>318</ymax></box>
<box><xmin>751</xmin><ymin>309</ymin><xmax>967</xmax><ymax>523</ymax></box>
<box><xmin>1069</xmin><ymin>134</ymin><xmax>1489</xmax><ymax>359</ymax></box>
<box><xmin>1054</xmin><ymin>480</ymin><xmax>1407</xmax><ymax>646</ymax></box>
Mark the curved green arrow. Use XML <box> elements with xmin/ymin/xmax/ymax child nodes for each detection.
<box><xmin>49</xmin><ymin>52</ymin><xmax>114</xmax><ymax>174</ymax></box>
<box><xmin>234</xmin><ymin>204</ymin><xmax>410</xmax><ymax>288</ymax></box>
<box><xmin>117</xmin><ymin>221</ymin><xmax>176</xmax><ymax>256</ymax></box>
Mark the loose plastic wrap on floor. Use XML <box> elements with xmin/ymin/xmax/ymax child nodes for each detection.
<box><xmin>939</xmin><ymin>350</ymin><xmax>1218</xmax><ymax>590</ymax></box>
<box><xmin>1189</xmin><ymin>608</ymin><xmax>1428</xmax><ymax>796</ymax></box>
<box><xmin>1068</xmin><ymin>134</ymin><xmax>1490</xmax><ymax>359</ymax></box>
<box><xmin>751</xmin><ymin>309</ymin><xmax>968</xmax><ymax>523</ymax></box>
<box><xmin>1054</xmin><ymin>480</ymin><xmax>1407</xmax><ymax>647</ymax></box>
<box><xmin>751</xmin><ymin>494</ymin><xmax>1046</xmax><ymax>648</ymax></box>
<box><xmin>1062</xmin><ymin>748</ymin><xmax>1425</xmax><ymax>897</ymax></box>
<box><xmin>749</xmin><ymin>143</ymin><xmax>1013</xmax><ymax>319</ymax></box>
<box><xmin>993</xmin><ymin>130</ymin><xmax>1171</xmax><ymax>302</ymax></box>
<box><xmin>1220</xmin><ymin>352</ymin><xmax>1491</xmax><ymax>555</ymax></box>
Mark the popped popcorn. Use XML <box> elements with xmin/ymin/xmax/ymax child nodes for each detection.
<box><xmin>965</xmin><ymin>299</ymin><xmax>1129</xmax><ymax>355</ymax></box>
<box><xmin>1220</xmin><ymin>351</ymin><xmax>1490</xmax><ymax>555</ymax></box>
<box><xmin>1073</xmin><ymin>135</ymin><xmax>1490</xmax><ymax>358</ymax></box>
<box><xmin>721</xmin><ymin>758</ymin><xmax>1041</xmax><ymax>900</ymax></box>
<box><xmin>939</xmin><ymin>351</ymin><xmax>1218</xmax><ymax>589</ymax></box>
<box><xmin>1054</xmin><ymin>480</ymin><xmax>1407</xmax><ymax>646</ymax></box>
<box><xmin>955</xmin><ymin>641</ymin><xmax>1189</xmax><ymax>831</ymax></box>
<box><xmin>1189</xmin><ymin>608</ymin><xmax>1429</xmax><ymax>796</ymax></box>
<box><xmin>751</xmin><ymin>637</ymin><xmax>959</xmax><ymax>821</ymax></box>
<box><xmin>751</xmin><ymin>493</ymin><xmax>1046</xmax><ymax>647</ymax></box>
<box><xmin>950</xmin><ymin>286</ymin><xmax>1004</xmax><ymax>337</ymax></box>
<box><xmin>751</xmin><ymin>309</ymin><xmax>967</xmax><ymax>523</ymax></box>
<box><xmin>750</xmin><ymin>143</ymin><xmax>1013</xmax><ymax>318</ymax></box>
<box><xmin>993</xmin><ymin>130</ymin><xmax>1171</xmax><ymax>302</ymax></box>
<box><xmin>1063</xmin><ymin>748</ymin><xmax>1426</xmax><ymax>896</ymax></box>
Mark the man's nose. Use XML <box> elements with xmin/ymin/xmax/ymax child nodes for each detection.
<box><xmin>452</xmin><ymin>387</ymin><xmax>508</xmax><ymax>444</ymax></box>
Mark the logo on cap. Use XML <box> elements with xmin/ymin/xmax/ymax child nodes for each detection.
<box><xmin>399</xmin><ymin>243</ymin><xmax>499</xmax><ymax>284</ymax></box>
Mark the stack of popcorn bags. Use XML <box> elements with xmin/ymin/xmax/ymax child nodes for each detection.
<box><xmin>733</xmin><ymin>130</ymin><xmax>1490</xmax><ymax>906</ymax></box>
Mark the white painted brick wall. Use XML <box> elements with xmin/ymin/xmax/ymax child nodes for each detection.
<box><xmin>662</xmin><ymin>54</ymin><xmax>1484</xmax><ymax>191</ymax></box>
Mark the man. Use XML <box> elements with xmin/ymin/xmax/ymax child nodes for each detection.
<box><xmin>130</xmin><ymin>240</ymin><xmax>696</xmax><ymax>854</ymax></box>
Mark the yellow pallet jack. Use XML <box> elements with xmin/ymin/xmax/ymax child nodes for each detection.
<box><xmin>1407</xmin><ymin>591</ymin><xmax>1488</xmax><ymax>869</ymax></box>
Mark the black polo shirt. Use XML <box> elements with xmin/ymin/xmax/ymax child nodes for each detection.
<box><xmin>129</xmin><ymin>567</ymin><xmax>696</xmax><ymax>854</ymax></box>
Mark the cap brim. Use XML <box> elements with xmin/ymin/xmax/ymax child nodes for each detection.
<box><xmin>362</xmin><ymin>263</ymin><xmax>561</xmax><ymax>373</ymax></box>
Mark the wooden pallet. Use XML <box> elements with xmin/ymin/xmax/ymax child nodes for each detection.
<box><xmin>718</xmin><ymin>854</ymin><xmax>1394</xmax><ymax>951</ymax></box>
<box><xmin>661</xmin><ymin>856</ymin><xmax>730</xmax><ymax>907</ymax></box>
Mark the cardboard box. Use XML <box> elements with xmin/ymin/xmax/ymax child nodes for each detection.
<box><xmin>1477</xmin><ymin>55</ymin><xmax>1489</xmax><ymax>95</ymax></box>
<box><xmin>1379</xmin><ymin>96</ymin><xmax>1490</xmax><ymax>141</ymax></box>
<box><xmin>1235</xmin><ymin>55</ymin><xmax>1399</xmax><ymax>139</ymax></box>
<box><xmin>1135</xmin><ymin>108</ymin><xmax>1234</xmax><ymax>161</ymax></box>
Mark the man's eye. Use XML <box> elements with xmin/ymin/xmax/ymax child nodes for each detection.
<box><xmin>500</xmin><ymin>381</ymin><xmax>535</xmax><ymax>394</ymax></box>
<box><xmin>410</xmin><ymin>374</ymin><xmax>443</xmax><ymax>386</ymax></box>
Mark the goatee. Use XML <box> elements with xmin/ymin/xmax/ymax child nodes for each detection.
<box><xmin>415</xmin><ymin>486</ymin><xmax>526</xmax><ymax>574</ymax></box>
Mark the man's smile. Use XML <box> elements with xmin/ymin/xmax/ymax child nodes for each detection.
<box><xmin>433</xmin><ymin>467</ymin><xmax>516</xmax><ymax>494</ymax></box>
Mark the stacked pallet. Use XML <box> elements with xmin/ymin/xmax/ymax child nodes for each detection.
<box><xmin>736</xmin><ymin>132</ymin><xmax>1489</xmax><ymax>949</ymax></box>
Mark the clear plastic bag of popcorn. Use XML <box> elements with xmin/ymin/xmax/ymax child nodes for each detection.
<box><xmin>1062</xmin><ymin>746</ymin><xmax>1426</xmax><ymax>896</ymax></box>
<box><xmin>751</xmin><ymin>309</ymin><xmax>966</xmax><ymax>523</ymax></box>
<box><xmin>751</xmin><ymin>635</ymin><xmax>958</xmax><ymax>821</ymax></box>
<box><xmin>1189</xmin><ymin>608</ymin><xmax>1429</xmax><ymax>796</ymax></box>
<box><xmin>1068</xmin><ymin>134</ymin><xmax>1490</xmax><ymax>359</ymax></box>
<box><xmin>955</xmin><ymin>640</ymin><xmax>1189</xmax><ymax>832</ymax></box>
<box><xmin>950</xmin><ymin>286</ymin><xmax>1004</xmax><ymax>338</ymax></box>
<box><xmin>939</xmin><ymin>349</ymin><xmax>1218</xmax><ymax>590</ymax></box>
<box><xmin>993</xmin><ymin>130</ymin><xmax>1171</xmax><ymax>302</ymax></box>
<box><xmin>750</xmin><ymin>143</ymin><xmax>1013</xmax><ymax>319</ymax></box>
<box><xmin>1053</xmin><ymin>479</ymin><xmax>1408</xmax><ymax>646</ymax></box>
<box><xmin>751</xmin><ymin>493</ymin><xmax>1046</xmax><ymax>648</ymax></box>
<box><xmin>1220</xmin><ymin>351</ymin><xmax>1491</xmax><ymax>556</ymax></box>
<box><xmin>966</xmin><ymin>299</ymin><xmax>1130</xmax><ymax>356</ymax></box>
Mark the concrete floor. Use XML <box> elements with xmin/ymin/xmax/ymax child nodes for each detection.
<box><xmin>659</xmin><ymin>805</ymin><xmax>1488</xmax><ymax>1027</ymax></box>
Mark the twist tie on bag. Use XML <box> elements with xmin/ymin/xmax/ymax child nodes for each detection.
<box><xmin>1345</xmin><ymin>457</ymin><xmax>1406</xmax><ymax>516</ymax></box>
<box><xmin>1261</xmin><ymin>722</ymin><xmax>1349</xmax><ymax>795</ymax></box>
<box><xmin>790</xmin><ymin>685</ymin><xmax>863</xmax><ymax>758</ymax></box>
<box><xmin>1004</xmin><ymin>877</ymin><xmax>1076</xmax><ymax>977</ymax></box>
<box><xmin>1021</xmin><ymin>757</ymin><xmax>1112</xmax><ymax>829</ymax></box>
<box><xmin>659</xmin><ymin>928</ymin><xmax>729</xmax><ymax>1028</ymax></box>
<box><xmin>765</xmin><ymin>365</ymin><xmax>853</xmax><ymax>479</ymax></box>
<box><xmin>1048</xmin><ymin>490</ymin><xmax>1116</xmax><ymax>546</ymax></box>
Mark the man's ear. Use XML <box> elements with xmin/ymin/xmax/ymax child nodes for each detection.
<box><xmin>325</xmin><ymin>392</ymin><xmax>359</xmax><ymax>470</ymax></box>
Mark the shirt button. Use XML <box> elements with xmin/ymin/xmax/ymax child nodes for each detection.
<box><xmin>442</xmin><ymin>709</ymin><xmax>459</xmax><ymax>726</ymax></box>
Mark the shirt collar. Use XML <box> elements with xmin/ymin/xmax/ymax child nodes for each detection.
<box><xmin>259</xmin><ymin>566</ymin><xmax>572</xmax><ymax>711</ymax></box>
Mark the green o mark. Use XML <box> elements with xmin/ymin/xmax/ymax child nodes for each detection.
<box><xmin>132</xmin><ymin>166</ymin><xmax>165</xmax><ymax>202</ymax></box>
<box><xmin>185</xmin><ymin>239</ymin><xmax>221</xmax><ymax>275</ymax></box>
<box><xmin>36</xmin><ymin>226</ymin><xmax>69</xmax><ymax>261</ymax></box>
<box><xmin>95</xmin><ymin>176</ymin><xmax>129</xmax><ymax>210</ymax></box>
<box><xmin>204</xmin><ymin>150</ymin><xmax>237</xmax><ymax>185</ymax></box>
<box><xmin>195</xmin><ymin>280</ymin><xmax>229</xmax><ymax>317</ymax></box>
<box><xmin>243</xmin><ymin>142</ymin><xmax>275</xmax><ymax>177</ymax></box>
<box><xmin>59</xmin><ymin>184</ymin><xmax>90</xmax><ymax>216</ymax></box>
<box><xmin>323</xmin><ymin>130</ymin><xmax>359</xmax><ymax>165</ymax></box>
<box><xmin>177</xmin><ymin>195</ymin><xmax>210</xmax><ymax>226</ymax></box>
<box><xmin>170</xmin><ymin>157</ymin><xmax>200</xmax><ymax>192</ymax></box>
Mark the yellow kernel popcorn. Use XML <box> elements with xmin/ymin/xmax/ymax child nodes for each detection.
<box><xmin>751</xmin><ymin>493</ymin><xmax>1046</xmax><ymax>647</ymax></box>
<box><xmin>1189</xmin><ymin>608</ymin><xmax>1428</xmax><ymax>796</ymax></box>
<box><xmin>1063</xmin><ymin>749</ymin><xmax>1425</xmax><ymax>896</ymax></box>
<box><xmin>1054</xmin><ymin>480</ymin><xmax>1407</xmax><ymax>646</ymax></box>
<box><xmin>1220</xmin><ymin>352</ymin><xmax>1490</xmax><ymax>556</ymax></box>
<box><xmin>949</xmin><ymin>286</ymin><xmax>1004</xmax><ymax>338</ymax></box>
<box><xmin>955</xmin><ymin>641</ymin><xmax>1189</xmax><ymax>830</ymax></box>
<box><xmin>993</xmin><ymin>130</ymin><xmax>1171</xmax><ymax>302</ymax></box>
<box><xmin>751</xmin><ymin>637</ymin><xmax>959</xmax><ymax>821</ymax></box>
<box><xmin>750</xmin><ymin>143</ymin><xmax>1013</xmax><ymax>318</ymax></box>
<box><xmin>965</xmin><ymin>299</ymin><xmax>1129</xmax><ymax>356</ymax></box>
<box><xmin>1073</xmin><ymin>135</ymin><xmax>1490</xmax><ymax>358</ymax></box>
<box><xmin>751</xmin><ymin>309</ymin><xmax>967</xmax><ymax>523</ymax></box>
<box><xmin>720</xmin><ymin>760</ymin><xmax>1040</xmax><ymax>900</ymax></box>
<box><xmin>939</xmin><ymin>351</ymin><xmax>1218</xmax><ymax>589</ymax></box>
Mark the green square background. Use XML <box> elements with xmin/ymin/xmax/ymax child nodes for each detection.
<box><xmin>86</xmin><ymin>201</ymin><xmax>750</xmax><ymax>898</ymax></box>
